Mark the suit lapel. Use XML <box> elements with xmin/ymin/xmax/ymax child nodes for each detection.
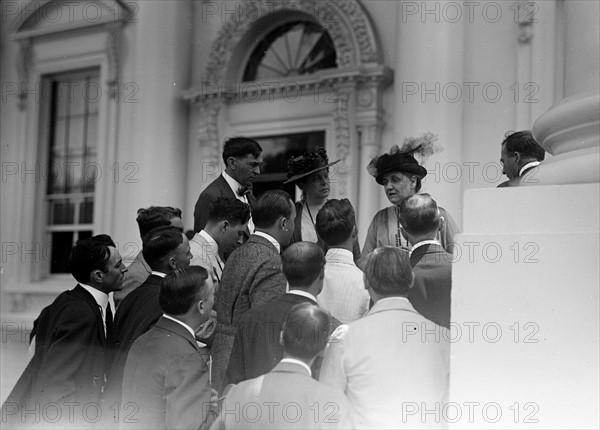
<box><xmin>72</xmin><ymin>285</ymin><xmax>106</xmax><ymax>344</ymax></box>
<box><xmin>216</xmin><ymin>175</ymin><xmax>237</xmax><ymax>200</ymax></box>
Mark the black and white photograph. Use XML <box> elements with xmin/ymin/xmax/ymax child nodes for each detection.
<box><xmin>1</xmin><ymin>0</ymin><xmax>599</xmax><ymax>428</ymax></box>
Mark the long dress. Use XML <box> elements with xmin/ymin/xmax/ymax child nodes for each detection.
<box><xmin>361</xmin><ymin>205</ymin><xmax>459</xmax><ymax>263</ymax></box>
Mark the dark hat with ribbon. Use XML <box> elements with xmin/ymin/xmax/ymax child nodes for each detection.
<box><xmin>284</xmin><ymin>147</ymin><xmax>341</xmax><ymax>184</ymax></box>
<box><xmin>367</xmin><ymin>133</ymin><xmax>441</xmax><ymax>185</ymax></box>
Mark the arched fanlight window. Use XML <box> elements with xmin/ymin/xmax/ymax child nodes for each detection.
<box><xmin>243</xmin><ymin>21</ymin><xmax>336</xmax><ymax>82</ymax></box>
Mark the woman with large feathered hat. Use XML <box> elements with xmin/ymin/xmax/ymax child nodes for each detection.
<box><xmin>361</xmin><ymin>133</ymin><xmax>459</xmax><ymax>263</ymax></box>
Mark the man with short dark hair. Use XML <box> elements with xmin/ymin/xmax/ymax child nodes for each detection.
<box><xmin>116</xmin><ymin>206</ymin><xmax>183</xmax><ymax>307</ymax></box>
<box><xmin>2</xmin><ymin>235</ymin><xmax>126</xmax><ymax>428</ymax></box>
<box><xmin>121</xmin><ymin>266</ymin><xmax>215</xmax><ymax>430</ymax></box>
<box><xmin>106</xmin><ymin>226</ymin><xmax>192</xmax><ymax>405</ymax></box>
<box><xmin>211</xmin><ymin>190</ymin><xmax>296</xmax><ymax>392</ymax></box>
<box><xmin>214</xmin><ymin>304</ymin><xmax>352</xmax><ymax>429</ymax></box>
<box><xmin>498</xmin><ymin>130</ymin><xmax>546</xmax><ymax>187</ymax></box>
<box><xmin>193</xmin><ymin>137</ymin><xmax>262</xmax><ymax>233</ymax></box>
<box><xmin>189</xmin><ymin>196</ymin><xmax>250</xmax><ymax>285</ymax></box>
<box><xmin>320</xmin><ymin>247</ymin><xmax>449</xmax><ymax>429</ymax></box>
<box><xmin>315</xmin><ymin>199</ymin><xmax>370</xmax><ymax>323</ymax></box>
<box><xmin>399</xmin><ymin>193</ymin><xmax>452</xmax><ymax>328</ymax></box>
<box><xmin>225</xmin><ymin>241</ymin><xmax>338</xmax><ymax>386</ymax></box>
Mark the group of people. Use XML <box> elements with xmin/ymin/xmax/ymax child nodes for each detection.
<box><xmin>2</xmin><ymin>131</ymin><xmax>545</xmax><ymax>429</ymax></box>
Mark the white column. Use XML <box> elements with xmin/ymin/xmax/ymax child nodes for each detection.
<box><xmin>394</xmin><ymin>0</ymin><xmax>465</xmax><ymax>225</ymax></box>
<box><xmin>531</xmin><ymin>0</ymin><xmax>600</xmax><ymax>186</ymax></box>
<box><xmin>451</xmin><ymin>1</ymin><xmax>600</xmax><ymax>427</ymax></box>
<box><xmin>356</xmin><ymin>122</ymin><xmax>383</xmax><ymax>242</ymax></box>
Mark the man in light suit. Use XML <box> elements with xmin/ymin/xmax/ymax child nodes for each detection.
<box><xmin>1</xmin><ymin>235</ymin><xmax>126</xmax><ymax>429</ymax></box>
<box><xmin>116</xmin><ymin>206</ymin><xmax>184</xmax><ymax>307</ymax></box>
<box><xmin>320</xmin><ymin>247</ymin><xmax>449</xmax><ymax>429</ymax></box>
<box><xmin>190</xmin><ymin>196</ymin><xmax>250</xmax><ymax>285</ymax></box>
<box><xmin>211</xmin><ymin>190</ymin><xmax>296</xmax><ymax>392</ymax></box>
<box><xmin>399</xmin><ymin>193</ymin><xmax>452</xmax><ymax>329</ymax></box>
<box><xmin>193</xmin><ymin>137</ymin><xmax>262</xmax><ymax>233</ymax></box>
<box><xmin>106</xmin><ymin>226</ymin><xmax>192</xmax><ymax>406</ymax></box>
<box><xmin>497</xmin><ymin>130</ymin><xmax>545</xmax><ymax>187</ymax></box>
<box><xmin>212</xmin><ymin>303</ymin><xmax>351</xmax><ymax>429</ymax></box>
<box><xmin>225</xmin><ymin>241</ymin><xmax>339</xmax><ymax>386</ymax></box>
<box><xmin>315</xmin><ymin>199</ymin><xmax>370</xmax><ymax>323</ymax></box>
<box><xmin>121</xmin><ymin>266</ymin><xmax>216</xmax><ymax>430</ymax></box>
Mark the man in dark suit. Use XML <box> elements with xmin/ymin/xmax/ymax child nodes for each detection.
<box><xmin>193</xmin><ymin>137</ymin><xmax>262</xmax><ymax>233</ymax></box>
<box><xmin>106</xmin><ymin>226</ymin><xmax>192</xmax><ymax>406</ymax></box>
<box><xmin>211</xmin><ymin>190</ymin><xmax>296</xmax><ymax>392</ymax></box>
<box><xmin>121</xmin><ymin>266</ymin><xmax>216</xmax><ymax>430</ymax></box>
<box><xmin>116</xmin><ymin>206</ymin><xmax>184</xmax><ymax>307</ymax></box>
<box><xmin>1</xmin><ymin>235</ymin><xmax>126</xmax><ymax>428</ymax></box>
<box><xmin>213</xmin><ymin>304</ymin><xmax>352</xmax><ymax>429</ymax></box>
<box><xmin>399</xmin><ymin>193</ymin><xmax>452</xmax><ymax>329</ymax></box>
<box><xmin>498</xmin><ymin>130</ymin><xmax>545</xmax><ymax>187</ymax></box>
<box><xmin>225</xmin><ymin>241</ymin><xmax>336</xmax><ymax>385</ymax></box>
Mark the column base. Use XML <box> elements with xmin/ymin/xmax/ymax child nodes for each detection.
<box><xmin>450</xmin><ymin>184</ymin><xmax>599</xmax><ymax>429</ymax></box>
<box><xmin>533</xmin><ymin>91</ymin><xmax>600</xmax><ymax>185</ymax></box>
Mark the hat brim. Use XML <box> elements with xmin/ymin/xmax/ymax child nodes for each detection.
<box><xmin>375</xmin><ymin>164</ymin><xmax>427</xmax><ymax>185</ymax></box>
<box><xmin>284</xmin><ymin>159</ymin><xmax>341</xmax><ymax>184</ymax></box>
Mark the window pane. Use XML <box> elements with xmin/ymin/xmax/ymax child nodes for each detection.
<box><xmin>244</xmin><ymin>21</ymin><xmax>336</xmax><ymax>82</ymax></box>
<box><xmin>50</xmin><ymin>231</ymin><xmax>73</xmax><ymax>273</ymax></box>
<box><xmin>45</xmin><ymin>70</ymin><xmax>99</xmax><ymax>276</ymax></box>
<box><xmin>68</xmin><ymin>81</ymin><xmax>86</xmax><ymax>116</ymax></box>
<box><xmin>48</xmin><ymin>199</ymin><xmax>75</xmax><ymax>225</ymax></box>
<box><xmin>86</xmin><ymin>78</ymin><xmax>101</xmax><ymax>114</ymax></box>
<box><xmin>55</xmin><ymin>82</ymin><xmax>69</xmax><ymax>118</ymax></box>
<box><xmin>86</xmin><ymin>115</ymin><xmax>98</xmax><ymax>151</ymax></box>
<box><xmin>80</xmin><ymin>198</ymin><xmax>94</xmax><ymax>224</ymax></box>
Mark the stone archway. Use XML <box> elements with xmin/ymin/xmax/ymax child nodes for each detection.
<box><xmin>203</xmin><ymin>0</ymin><xmax>382</xmax><ymax>83</ymax></box>
<box><xmin>183</xmin><ymin>0</ymin><xmax>392</xmax><ymax>212</ymax></box>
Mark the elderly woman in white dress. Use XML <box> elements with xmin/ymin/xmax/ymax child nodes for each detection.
<box><xmin>361</xmin><ymin>133</ymin><xmax>459</xmax><ymax>264</ymax></box>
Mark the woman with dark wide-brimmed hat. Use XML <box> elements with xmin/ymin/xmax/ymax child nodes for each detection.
<box><xmin>361</xmin><ymin>133</ymin><xmax>459</xmax><ymax>263</ymax></box>
<box><xmin>284</xmin><ymin>147</ymin><xmax>361</xmax><ymax>260</ymax></box>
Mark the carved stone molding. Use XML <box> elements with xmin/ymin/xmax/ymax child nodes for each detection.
<box><xmin>203</xmin><ymin>0</ymin><xmax>380</xmax><ymax>83</ymax></box>
<box><xmin>16</xmin><ymin>39</ymin><xmax>33</xmax><ymax>110</ymax></box>
<box><xmin>197</xmin><ymin>102</ymin><xmax>221</xmax><ymax>163</ymax></box>
<box><xmin>106</xmin><ymin>30</ymin><xmax>120</xmax><ymax>100</ymax></box>
<box><xmin>334</xmin><ymin>91</ymin><xmax>351</xmax><ymax>162</ymax></box>
<box><xmin>184</xmin><ymin>65</ymin><xmax>392</xmax><ymax>104</ymax></box>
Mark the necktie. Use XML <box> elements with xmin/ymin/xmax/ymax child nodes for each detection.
<box><xmin>105</xmin><ymin>303</ymin><xmax>113</xmax><ymax>341</ymax></box>
<box><xmin>215</xmin><ymin>257</ymin><xmax>223</xmax><ymax>281</ymax></box>
<box><xmin>103</xmin><ymin>303</ymin><xmax>114</xmax><ymax>385</ymax></box>
<box><xmin>237</xmin><ymin>184</ymin><xmax>252</xmax><ymax>197</ymax></box>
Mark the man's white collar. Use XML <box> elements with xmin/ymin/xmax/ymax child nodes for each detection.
<box><xmin>519</xmin><ymin>161</ymin><xmax>540</xmax><ymax>176</ymax></box>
